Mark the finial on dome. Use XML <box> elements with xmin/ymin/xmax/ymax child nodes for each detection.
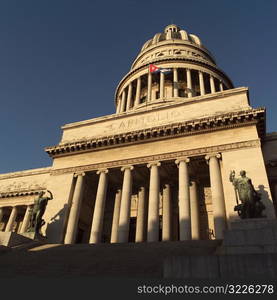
<box><xmin>164</xmin><ymin>24</ymin><xmax>180</xmax><ymax>33</ymax></box>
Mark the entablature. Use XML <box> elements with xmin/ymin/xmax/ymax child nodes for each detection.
<box><xmin>45</xmin><ymin>108</ymin><xmax>265</xmax><ymax>158</ymax></box>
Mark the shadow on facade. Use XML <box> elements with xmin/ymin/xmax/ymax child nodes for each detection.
<box><xmin>258</xmin><ymin>184</ymin><xmax>274</xmax><ymax>217</ymax></box>
<box><xmin>46</xmin><ymin>204</ymin><xmax>69</xmax><ymax>242</ymax></box>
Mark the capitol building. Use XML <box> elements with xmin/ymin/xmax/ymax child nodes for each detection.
<box><xmin>0</xmin><ymin>24</ymin><xmax>276</xmax><ymax>249</ymax></box>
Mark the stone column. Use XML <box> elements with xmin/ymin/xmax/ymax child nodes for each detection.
<box><xmin>186</xmin><ymin>68</ymin><xmax>192</xmax><ymax>98</ymax></box>
<box><xmin>190</xmin><ymin>181</ymin><xmax>200</xmax><ymax>240</ymax></box>
<box><xmin>20</xmin><ymin>205</ymin><xmax>32</xmax><ymax>233</ymax></box>
<box><xmin>175</xmin><ymin>158</ymin><xmax>191</xmax><ymax>240</ymax></box>
<box><xmin>5</xmin><ymin>206</ymin><xmax>18</xmax><ymax>232</ymax></box>
<box><xmin>219</xmin><ymin>81</ymin><xmax>224</xmax><ymax>91</ymax></box>
<box><xmin>134</xmin><ymin>77</ymin><xmax>141</xmax><ymax>107</ymax></box>
<box><xmin>162</xmin><ymin>184</ymin><xmax>172</xmax><ymax>241</ymax></box>
<box><xmin>210</xmin><ymin>75</ymin><xmax>216</xmax><ymax>93</ymax></box>
<box><xmin>110</xmin><ymin>189</ymin><xmax>122</xmax><ymax>243</ymax></box>
<box><xmin>64</xmin><ymin>172</ymin><xmax>85</xmax><ymax>244</ymax></box>
<box><xmin>118</xmin><ymin>166</ymin><xmax>134</xmax><ymax>243</ymax></box>
<box><xmin>147</xmin><ymin>161</ymin><xmax>161</xmax><ymax>242</ymax></box>
<box><xmin>120</xmin><ymin>90</ymin><xmax>126</xmax><ymax>112</ymax></box>
<box><xmin>173</xmin><ymin>68</ymin><xmax>178</xmax><ymax>97</ymax></box>
<box><xmin>0</xmin><ymin>207</ymin><xmax>3</xmax><ymax>224</ymax></box>
<box><xmin>89</xmin><ymin>169</ymin><xmax>109</xmax><ymax>244</ymax></box>
<box><xmin>135</xmin><ymin>187</ymin><xmax>147</xmax><ymax>242</ymax></box>
<box><xmin>147</xmin><ymin>72</ymin><xmax>152</xmax><ymax>102</ymax></box>
<box><xmin>199</xmin><ymin>71</ymin><xmax>205</xmax><ymax>96</ymax></box>
<box><xmin>160</xmin><ymin>72</ymin><xmax>165</xmax><ymax>99</ymax></box>
<box><xmin>205</xmin><ymin>153</ymin><xmax>226</xmax><ymax>239</ymax></box>
<box><xmin>126</xmin><ymin>83</ymin><xmax>133</xmax><ymax>111</ymax></box>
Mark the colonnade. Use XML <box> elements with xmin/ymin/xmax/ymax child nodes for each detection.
<box><xmin>116</xmin><ymin>68</ymin><xmax>226</xmax><ymax>113</ymax></box>
<box><xmin>0</xmin><ymin>204</ymin><xmax>33</xmax><ymax>233</ymax></box>
<box><xmin>64</xmin><ymin>153</ymin><xmax>227</xmax><ymax>244</ymax></box>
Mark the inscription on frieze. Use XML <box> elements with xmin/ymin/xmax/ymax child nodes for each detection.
<box><xmin>104</xmin><ymin>108</ymin><xmax>187</xmax><ymax>133</ymax></box>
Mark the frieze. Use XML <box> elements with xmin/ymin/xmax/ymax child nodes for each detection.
<box><xmin>50</xmin><ymin>139</ymin><xmax>261</xmax><ymax>176</ymax></box>
<box><xmin>138</xmin><ymin>48</ymin><xmax>209</xmax><ymax>66</ymax></box>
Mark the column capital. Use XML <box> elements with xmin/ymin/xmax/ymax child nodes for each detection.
<box><xmin>147</xmin><ymin>161</ymin><xmax>161</xmax><ymax>168</ymax></box>
<box><xmin>73</xmin><ymin>172</ymin><xmax>85</xmax><ymax>177</ymax></box>
<box><xmin>205</xmin><ymin>153</ymin><xmax>221</xmax><ymax>161</ymax></box>
<box><xmin>96</xmin><ymin>168</ymin><xmax>109</xmax><ymax>175</ymax></box>
<box><xmin>121</xmin><ymin>165</ymin><xmax>134</xmax><ymax>172</ymax></box>
<box><xmin>175</xmin><ymin>157</ymin><xmax>190</xmax><ymax>165</ymax></box>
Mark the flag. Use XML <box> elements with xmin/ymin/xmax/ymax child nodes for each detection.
<box><xmin>149</xmin><ymin>64</ymin><xmax>172</xmax><ymax>74</ymax></box>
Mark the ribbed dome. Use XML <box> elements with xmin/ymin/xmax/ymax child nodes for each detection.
<box><xmin>141</xmin><ymin>24</ymin><xmax>202</xmax><ymax>52</ymax></box>
<box><xmin>115</xmin><ymin>24</ymin><xmax>234</xmax><ymax>114</ymax></box>
<box><xmin>131</xmin><ymin>24</ymin><xmax>216</xmax><ymax>71</ymax></box>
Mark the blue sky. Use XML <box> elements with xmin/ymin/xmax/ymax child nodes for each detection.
<box><xmin>0</xmin><ymin>0</ymin><xmax>276</xmax><ymax>173</ymax></box>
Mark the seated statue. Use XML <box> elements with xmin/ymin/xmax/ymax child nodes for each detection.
<box><xmin>229</xmin><ymin>170</ymin><xmax>265</xmax><ymax>219</ymax></box>
<box><xmin>28</xmin><ymin>190</ymin><xmax>53</xmax><ymax>235</ymax></box>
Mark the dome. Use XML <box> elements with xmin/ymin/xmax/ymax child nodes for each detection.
<box><xmin>141</xmin><ymin>24</ymin><xmax>202</xmax><ymax>52</ymax></box>
<box><xmin>115</xmin><ymin>25</ymin><xmax>234</xmax><ymax>114</ymax></box>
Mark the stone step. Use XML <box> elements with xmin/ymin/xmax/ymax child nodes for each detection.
<box><xmin>0</xmin><ymin>240</ymin><xmax>221</xmax><ymax>278</ymax></box>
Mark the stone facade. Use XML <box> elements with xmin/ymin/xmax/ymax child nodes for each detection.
<box><xmin>0</xmin><ymin>24</ymin><xmax>276</xmax><ymax>244</ymax></box>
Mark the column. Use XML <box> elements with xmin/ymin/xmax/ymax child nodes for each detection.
<box><xmin>173</xmin><ymin>68</ymin><xmax>178</xmax><ymax>97</ymax></box>
<box><xmin>118</xmin><ymin>166</ymin><xmax>133</xmax><ymax>243</ymax></box>
<box><xmin>20</xmin><ymin>205</ymin><xmax>33</xmax><ymax>233</ymax></box>
<box><xmin>134</xmin><ymin>77</ymin><xmax>141</xmax><ymax>107</ymax></box>
<box><xmin>110</xmin><ymin>189</ymin><xmax>122</xmax><ymax>243</ymax></box>
<box><xmin>162</xmin><ymin>184</ymin><xmax>172</xmax><ymax>241</ymax></box>
<box><xmin>116</xmin><ymin>98</ymin><xmax>121</xmax><ymax>114</ymax></box>
<box><xmin>210</xmin><ymin>75</ymin><xmax>216</xmax><ymax>93</ymax></box>
<box><xmin>160</xmin><ymin>72</ymin><xmax>165</xmax><ymax>99</ymax></box>
<box><xmin>147</xmin><ymin>72</ymin><xmax>152</xmax><ymax>102</ymax></box>
<box><xmin>199</xmin><ymin>71</ymin><xmax>205</xmax><ymax>96</ymax></box>
<box><xmin>120</xmin><ymin>90</ymin><xmax>126</xmax><ymax>112</ymax></box>
<box><xmin>190</xmin><ymin>181</ymin><xmax>200</xmax><ymax>240</ymax></box>
<box><xmin>64</xmin><ymin>172</ymin><xmax>85</xmax><ymax>244</ymax></box>
<box><xmin>0</xmin><ymin>207</ymin><xmax>3</xmax><ymax>224</ymax></box>
<box><xmin>126</xmin><ymin>83</ymin><xmax>133</xmax><ymax>111</ymax></box>
<box><xmin>89</xmin><ymin>169</ymin><xmax>109</xmax><ymax>244</ymax></box>
<box><xmin>219</xmin><ymin>81</ymin><xmax>224</xmax><ymax>91</ymax></box>
<box><xmin>175</xmin><ymin>158</ymin><xmax>191</xmax><ymax>240</ymax></box>
<box><xmin>186</xmin><ymin>68</ymin><xmax>192</xmax><ymax>98</ymax></box>
<box><xmin>205</xmin><ymin>153</ymin><xmax>226</xmax><ymax>239</ymax></box>
<box><xmin>135</xmin><ymin>187</ymin><xmax>147</xmax><ymax>242</ymax></box>
<box><xmin>147</xmin><ymin>161</ymin><xmax>161</xmax><ymax>242</ymax></box>
<box><xmin>5</xmin><ymin>206</ymin><xmax>18</xmax><ymax>232</ymax></box>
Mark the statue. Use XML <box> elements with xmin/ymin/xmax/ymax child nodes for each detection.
<box><xmin>28</xmin><ymin>190</ymin><xmax>53</xmax><ymax>236</ymax></box>
<box><xmin>229</xmin><ymin>170</ymin><xmax>265</xmax><ymax>219</ymax></box>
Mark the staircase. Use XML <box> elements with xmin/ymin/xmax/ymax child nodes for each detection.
<box><xmin>0</xmin><ymin>240</ymin><xmax>221</xmax><ymax>278</ymax></box>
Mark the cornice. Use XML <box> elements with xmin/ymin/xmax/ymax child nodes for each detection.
<box><xmin>45</xmin><ymin>108</ymin><xmax>265</xmax><ymax>158</ymax></box>
<box><xmin>49</xmin><ymin>139</ymin><xmax>261</xmax><ymax>176</ymax></box>
<box><xmin>0</xmin><ymin>167</ymin><xmax>51</xmax><ymax>181</ymax></box>
<box><xmin>0</xmin><ymin>189</ymin><xmax>43</xmax><ymax>199</ymax></box>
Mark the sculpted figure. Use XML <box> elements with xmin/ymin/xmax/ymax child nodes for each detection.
<box><xmin>28</xmin><ymin>190</ymin><xmax>53</xmax><ymax>235</ymax></box>
<box><xmin>229</xmin><ymin>170</ymin><xmax>265</xmax><ymax>219</ymax></box>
